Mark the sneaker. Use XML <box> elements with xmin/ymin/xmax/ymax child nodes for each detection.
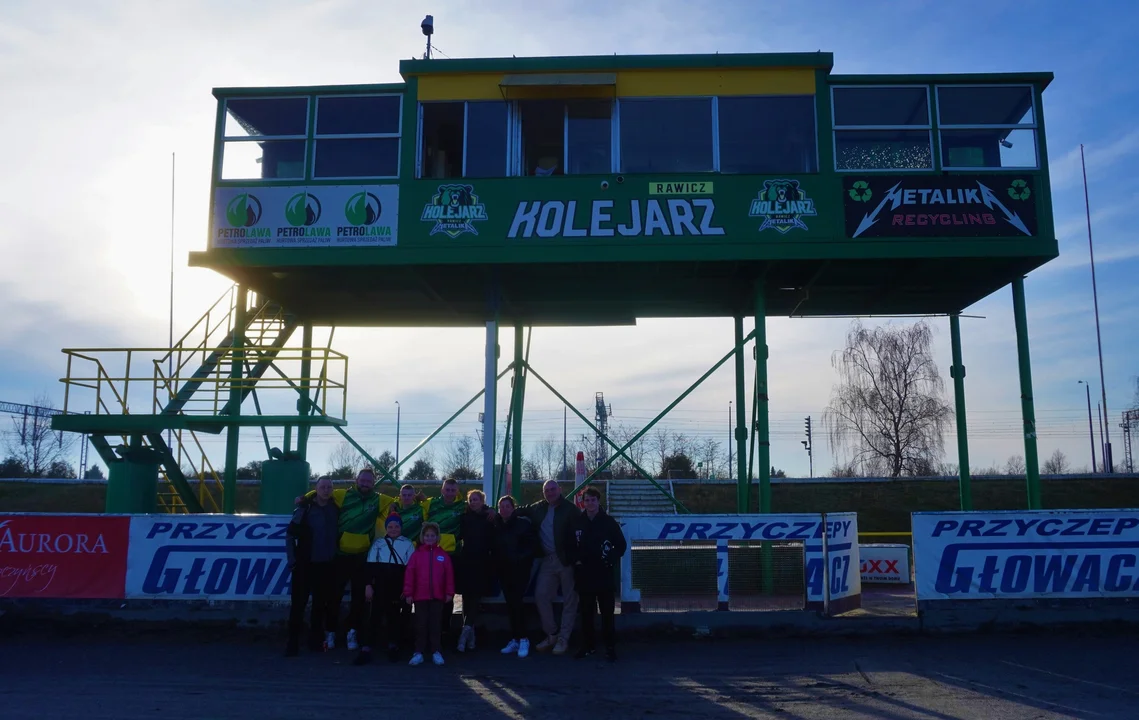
<box><xmin>324</xmin><ymin>631</ymin><xmax>335</xmax><ymax>651</ymax></box>
<box><xmin>387</xmin><ymin>644</ymin><xmax>400</xmax><ymax>663</ymax></box>
<box><xmin>536</xmin><ymin>635</ymin><xmax>556</xmax><ymax>652</ymax></box>
<box><xmin>409</xmin><ymin>652</ymin><xmax>424</xmax><ymax>666</ymax></box>
<box><xmin>457</xmin><ymin>625</ymin><xmax>471</xmax><ymax>653</ymax></box>
<box><xmin>501</xmin><ymin>639</ymin><xmax>520</xmax><ymax>655</ymax></box>
<box><xmin>553</xmin><ymin>637</ymin><xmax>569</xmax><ymax>655</ymax></box>
<box><xmin>432</xmin><ymin>652</ymin><xmax>445</xmax><ymax>666</ymax></box>
<box><xmin>346</xmin><ymin>629</ymin><xmax>358</xmax><ymax>651</ymax></box>
<box><xmin>574</xmin><ymin>647</ymin><xmax>596</xmax><ymax>660</ymax></box>
<box><xmin>518</xmin><ymin>639</ymin><xmax>530</xmax><ymax>658</ymax></box>
<box><xmin>606</xmin><ymin>647</ymin><xmax>617</xmax><ymax>663</ymax></box>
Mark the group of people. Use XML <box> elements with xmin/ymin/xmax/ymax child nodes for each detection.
<box><xmin>284</xmin><ymin>468</ymin><xmax>628</xmax><ymax>667</ymax></box>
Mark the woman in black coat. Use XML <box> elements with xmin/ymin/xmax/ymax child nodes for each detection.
<box><xmin>566</xmin><ymin>486</ymin><xmax>627</xmax><ymax>662</ymax></box>
<box><xmin>457</xmin><ymin>490</ymin><xmax>495</xmax><ymax>652</ymax></box>
<box><xmin>492</xmin><ymin>494</ymin><xmax>537</xmax><ymax>657</ymax></box>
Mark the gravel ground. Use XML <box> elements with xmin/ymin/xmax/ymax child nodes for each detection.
<box><xmin>0</xmin><ymin>627</ymin><xmax>1135</xmax><ymax>719</ymax></box>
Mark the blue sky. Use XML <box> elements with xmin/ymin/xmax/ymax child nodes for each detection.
<box><xmin>0</xmin><ymin>0</ymin><xmax>1136</xmax><ymax>479</ymax></box>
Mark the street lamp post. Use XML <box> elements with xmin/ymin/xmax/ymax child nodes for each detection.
<box><xmin>394</xmin><ymin>401</ymin><xmax>401</xmax><ymax>479</ymax></box>
<box><xmin>1081</xmin><ymin>145</ymin><xmax>1112</xmax><ymax>472</ymax></box>
<box><xmin>1078</xmin><ymin>381</ymin><xmax>1097</xmax><ymax>473</ymax></box>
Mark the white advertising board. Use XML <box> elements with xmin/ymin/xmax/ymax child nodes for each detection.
<box><xmin>126</xmin><ymin>515</ymin><xmax>294</xmax><ymax>600</ymax></box>
<box><xmin>859</xmin><ymin>543</ymin><xmax>910</xmax><ymax>584</ymax></box>
<box><xmin>211</xmin><ymin>185</ymin><xmax>398</xmax><ymax>248</ymax></box>
<box><xmin>618</xmin><ymin>513</ymin><xmax>860</xmax><ymax>606</ymax></box>
<box><xmin>912</xmin><ymin>510</ymin><xmax>1139</xmax><ymax>600</ymax></box>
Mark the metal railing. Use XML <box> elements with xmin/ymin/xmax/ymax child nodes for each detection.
<box><xmin>60</xmin><ymin>347</ymin><xmax>348</xmax><ymax>422</ymax></box>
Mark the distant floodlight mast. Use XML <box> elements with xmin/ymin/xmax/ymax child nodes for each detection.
<box><xmin>421</xmin><ymin>15</ymin><xmax>434</xmax><ymax>60</ymax></box>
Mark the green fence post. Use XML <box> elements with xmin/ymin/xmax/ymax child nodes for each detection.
<box><xmin>950</xmin><ymin>313</ymin><xmax>973</xmax><ymax>511</ymax></box>
<box><xmin>1012</xmin><ymin>278</ymin><xmax>1042</xmax><ymax>509</ymax></box>
<box><xmin>511</xmin><ymin>324</ymin><xmax>525</xmax><ymax>500</ymax></box>
<box><xmin>755</xmin><ymin>281</ymin><xmax>771</xmax><ymax>515</ymax></box>
<box><xmin>224</xmin><ymin>286</ymin><xmax>247</xmax><ymax>514</ymax></box>
<box><xmin>734</xmin><ymin>316</ymin><xmax>748</xmax><ymax>513</ymax></box>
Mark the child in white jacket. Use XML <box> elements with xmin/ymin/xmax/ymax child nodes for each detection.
<box><xmin>354</xmin><ymin>513</ymin><xmax>415</xmax><ymax>664</ymax></box>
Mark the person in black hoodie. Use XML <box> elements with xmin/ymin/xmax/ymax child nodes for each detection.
<box><xmin>493</xmin><ymin>494</ymin><xmax>536</xmax><ymax>658</ymax></box>
<box><xmin>456</xmin><ymin>489</ymin><xmax>495</xmax><ymax>652</ymax></box>
<box><xmin>566</xmin><ymin>486</ymin><xmax>627</xmax><ymax>662</ymax></box>
<box><xmin>284</xmin><ymin>476</ymin><xmax>340</xmax><ymax>657</ymax></box>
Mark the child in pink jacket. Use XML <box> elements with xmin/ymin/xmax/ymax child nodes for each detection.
<box><xmin>403</xmin><ymin>522</ymin><xmax>455</xmax><ymax>666</ymax></box>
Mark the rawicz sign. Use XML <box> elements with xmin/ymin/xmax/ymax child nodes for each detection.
<box><xmin>507</xmin><ymin>199</ymin><xmax>724</xmax><ymax>239</ymax></box>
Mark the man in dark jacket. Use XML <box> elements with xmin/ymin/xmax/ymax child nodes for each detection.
<box><xmin>567</xmin><ymin>486</ymin><xmax>627</xmax><ymax>662</ymax></box>
<box><xmin>285</xmin><ymin>476</ymin><xmax>340</xmax><ymax>656</ymax></box>
<box><xmin>517</xmin><ymin>479</ymin><xmax>581</xmax><ymax>655</ymax></box>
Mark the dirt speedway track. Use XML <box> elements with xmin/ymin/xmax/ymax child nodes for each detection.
<box><xmin>0</xmin><ymin>628</ymin><xmax>1135</xmax><ymax>719</ymax></box>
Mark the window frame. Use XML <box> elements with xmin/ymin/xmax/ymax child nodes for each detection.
<box><xmin>615</xmin><ymin>95</ymin><xmax>717</xmax><ymax>175</ymax></box>
<box><xmin>934</xmin><ymin>83</ymin><xmax>1039</xmax><ymax>171</ymax></box>
<box><xmin>219</xmin><ymin>96</ymin><xmax>311</xmax><ymax>183</ymax></box>
<box><xmin>415</xmin><ymin>100</ymin><xmax>512</xmax><ymax>179</ymax></box>
<box><xmin>311</xmin><ymin>92</ymin><xmax>403</xmax><ymax>181</ymax></box>
<box><xmin>830</xmin><ymin>84</ymin><xmax>934</xmax><ymax>173</ymax></box>
<box><xmin>715</xmin><ymin>93</ymin><xmax>820</xmax><ymax>175</ymax></box>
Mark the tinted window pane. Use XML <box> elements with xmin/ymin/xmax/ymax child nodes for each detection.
<box><xmin>222</xmin><ymin>140</ymin><xmax>306</xmax><ymax>179</ymax></box>
<box><xmin>224</xmin><ymin>98</ymin><xmax>308</xmax><ymax>137</ymax></box>
<box><xmin>941</xmin><ymin>128</ymin><xmax>1037</xmax><ymax>168</ymax></box>
<box><xmin>567</xmin><ymin>100</ymin><xmax>611</xmax><ymax>174</ymax></box>
<box><xmin>719</xmin><ymin>96</ymin><xmax>817</xmax><ymax>174</ymax></box>
<box><xmin>835</xmin><ymin>130</ymin><xmax>931</xmax><ymax>170</ymax></box>
<box><xmin>520</xmin><ymin>100</ymin><xmax>564</xmax><ymax>176</ymax></box>
<box><xmin>620</xmin><ymin>98</ymin><xmax>712</xmax><ymax>173</ymax></box>
<box><xmin>465</xmin><ymin>101</ymin><xmax>508</xmax><ymax>177</ymax></box>
<box><xmin>421</xmin><ymin>102</ymin><xmax>464</xmax><ymax>179</ymax></box>
<box><xmin>314</xmin><ymin>138</ymin><xmax>399</xmax><ymax>177</ymax></box>
<box><xmin>938</xmin><ymin>86</ymin><xmax>1034</xmax><ymax>125</ymax></box>
<box><xmin>317</xmin><ymin>95</ymin><xmax>401</xmax><ymax>135</ymax></box>
<box><xmin>833</xmin><ymin>87</ymin><xmax>928</xmax><ymax>126</ymax></box>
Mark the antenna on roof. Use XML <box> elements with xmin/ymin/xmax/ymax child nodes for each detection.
<box><xmin>421</xmin><ymin>15</ymin><xmax>434</xmax><ymax>59</ymax></box>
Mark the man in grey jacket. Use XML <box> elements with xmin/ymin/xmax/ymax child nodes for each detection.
<box><xmin>518</xmin><ymin>480</ymin><xmax>581</xmax><ymax>655</ymax></box>
<box><xmin>285</xmin><ymin>476</ymin><xmax>340</xmax><ymax>656</ymax></box>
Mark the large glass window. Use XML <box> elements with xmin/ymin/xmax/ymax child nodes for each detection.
<box><xmin>514</xmin><ymin>99</ymin><xmax>612</xmax><ymax>176</ymax></box>
<box><xmin>937</xmin><ymin>85</ymin><xmax>1037</xmax><ymax>169</ymax></box>
<box><xmin>419</xmin><ymin>101</ymin><xmax>508</xmax><ymax>178</ymax></box>
<box><xmin>718</xmin><ymin>96</ymin><xmax>817</xmax><ymax>174</ymax></box>
<box><xmin>221</xmin><ymin>97</ymin><xmax>308</xmax><ymax>180</ymax></box>
<box><xmin>313</xmin><ymin>94</ymin><xmax>401</xmax><ymax>178</ymax></box>
<box><xmin>832</xmin><ymin>86</ymin><xmax>932</xmax><ymax>171</ymax></box>
<box><xmin>619</xmin><ymin>98</ymin><xmax>713</xmax><ymax>174</ymax></box>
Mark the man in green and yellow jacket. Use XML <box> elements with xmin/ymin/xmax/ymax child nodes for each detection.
<box><xmin>301</xmin><ymin>466</ymin><xmax>397</xmax><ymax>651</ymax></box>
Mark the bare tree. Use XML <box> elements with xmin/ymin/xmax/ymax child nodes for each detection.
<box><xmin>700</xmin><ymin>437</ymin><xmax>722</xmax><ymax>479</ymax></box>
<box><xmin>3</xmin><ymin>394</ymin><xmax>76</xmax><ymax>478</ymax></box>
<box><xmin>1005</xmin><ymin>455</ymin><xmax>1026</xmax><ymax>476</ymax></box>
<box><xmin>328</xmin><ymin>440</ymin><xmax>361</xmax><ymax>476</ymax></box>
<box><xmin>823</xmin><ymin>320</ymin><xmax>954</xmax><ymax>478</ymax></box>
<box><xmin>445</xmin><ymin>434</ymin><xmax>480</xmax><ymax>479</ymax></box>
<box><xmin>652</xmin><ymin>427</ymin><xmax>672</xmax><ymax>477</ymax></box>
<box><xmin>534</xmin><ymin>435</ymin><xmax>561</xmax><ymax>481</ymax></box>
<box><xmin>1042</xmin><ymin>449</ymin><xmax>1070</xmax><ymax>475</ymax></box>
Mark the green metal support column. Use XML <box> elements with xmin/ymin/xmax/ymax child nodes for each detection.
<box><xmin>755</xmin><ymin>283</ymin><xmax>771</xmax><ymax>514</ymax></box>
<box><xmin>297</xmin><ymin>323</ymin><xmax>313</xmax><ymax>462</ymax></box>
<box><xmin>1012</xmin><ymin>278</ymin><xmax>1042</xmax><ymax>509</ymax></box>
<box><xmin>224</xmin><ymin>286</ymin><xmax>247</xmax><ymax>514</ymax></box>
<box><xmin>511</xmin><ymin>325</ymin><xmax>525</xmax><ymax>499</ymax></box>
<box><xmin>733</xmin><ymin>316</ymin><xmax>748</xmax><ymax>512</ymax></box>
<box><xmin>949</xmin><ymin>313</ymin><xmax>973</xmax><ymax>511</ymax></box>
